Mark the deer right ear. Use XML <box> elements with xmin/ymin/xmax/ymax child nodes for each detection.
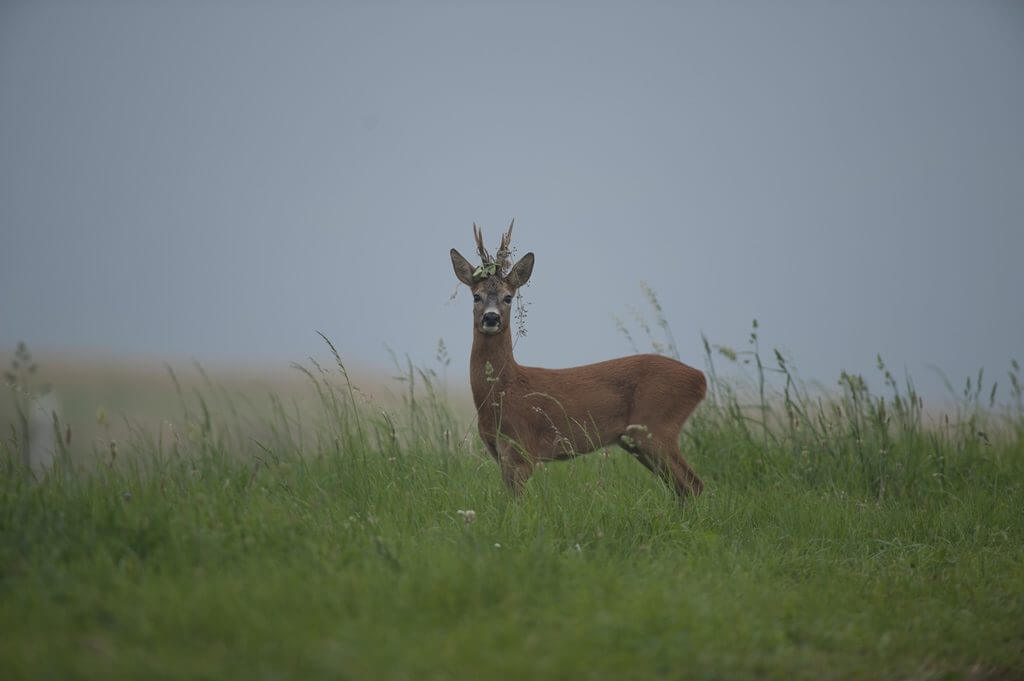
<box><xmin>450</xmin><ymin>249</ymin><xmax>475</xmax><ymax>286</ymax></box>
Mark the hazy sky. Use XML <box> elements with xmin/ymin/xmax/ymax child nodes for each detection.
<box><xmin>1</xmin><ymin>1</ymin><xmax>1022</xmax><ymax>397</ymax></box>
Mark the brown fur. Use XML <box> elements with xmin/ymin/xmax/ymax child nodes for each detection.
<box><xmin>451</xmin><ymin>241</ymin><xmax>705</xmax><ymax>499</ymax></box>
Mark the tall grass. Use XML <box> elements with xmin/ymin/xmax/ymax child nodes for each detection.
<box><xmin>1</xmin><ymin>309</ymin><xmax>1023</xmax><ymax>680</ymax></box>
<box><xmin>690</xmin><ymin>320</ymin><xmax>1023</xmax><ymax>503</ymax></box>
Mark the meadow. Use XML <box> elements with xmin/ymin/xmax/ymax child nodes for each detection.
<box><xmin>2</xmin><ymin>324</ymin><xmax>1023</xmax><ymax>680</ymax></box>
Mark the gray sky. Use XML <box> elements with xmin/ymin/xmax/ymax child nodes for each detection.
<box><xmin>1</xmin><ymin>1</ymin><xmax>1022</xmax><ymax>398</ymax></box>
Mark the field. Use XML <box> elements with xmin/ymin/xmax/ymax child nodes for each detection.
<box><xmin>2</xmin><ymin>334</ymin><xmax>1023</xmax><ymax>680</ymax></box>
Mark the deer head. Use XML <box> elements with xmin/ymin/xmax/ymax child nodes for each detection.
<box><xmin>450</xmin><ymin>221</ymin><xmax>534</xmax><ymax>336</ymax></box>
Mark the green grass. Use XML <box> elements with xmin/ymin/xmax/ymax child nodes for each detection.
<box><xmin>2</xmin><ymin>336</ymin><xmax>1023</xmax><ymax>680</ymax></box>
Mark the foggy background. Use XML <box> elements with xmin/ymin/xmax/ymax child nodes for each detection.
<box><xmin>2</xmin><ymin>1</ymin><xmax>1022</xmax><ymax>399</ymax></box>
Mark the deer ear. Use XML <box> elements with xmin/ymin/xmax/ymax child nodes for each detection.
<box><xmin>450</xmin><ymin>248</ymin><xmax>475</xmax><ymax>286</ymax></box>
<box><xmin>505</xmin><ymin>252</ymin><xmax>534</xmax><ymax>289</ymax></box>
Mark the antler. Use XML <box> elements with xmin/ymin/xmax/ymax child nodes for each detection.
<box><xmin>495</xmin><ymin>219</ymin><xmax>514</xmax><ymax>274</ymax></box>
<box><xmin>471</xmin><ymin>220</ymin><xmax>516</xmax><ymax>278</ymax></box>
<box><xmin>473</xmin><ymin>223</ymin><xmax>492</xmax><ymax>263</ymax></box>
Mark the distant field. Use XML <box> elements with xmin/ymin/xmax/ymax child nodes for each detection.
<box><xmin>2</xmin><ymin>342</ymin><xmax>1022</xmax><ymax>680</ymax></box>
<box><xmin>0</xmin><ymin>352</ymin><xmax>474</xmax><ymax>461</ymax></box>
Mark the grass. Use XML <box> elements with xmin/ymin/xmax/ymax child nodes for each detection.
<box><xmin>1</xmin><ymin>326</ymin><xmax>1023</xmax><ymax>680</ymax></box>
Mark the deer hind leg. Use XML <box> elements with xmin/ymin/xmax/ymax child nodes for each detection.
<box><xmin>620</xmin><ymin>425</ymin><xmax>703</xmax><ymax>499</ymax></box>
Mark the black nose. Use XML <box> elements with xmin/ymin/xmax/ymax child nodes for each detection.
<box><xmin>482</xmin><ymin>312</ymin><xmax>500</xmax><ymax>327</ymax></box>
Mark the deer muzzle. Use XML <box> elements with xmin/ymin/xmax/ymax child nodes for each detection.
<box><xmin>481</xmin><ymin>309</ymin><xmax>501</xmax><ymax>333</ymax></box>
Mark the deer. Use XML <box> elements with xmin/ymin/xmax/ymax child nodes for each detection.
<box><xmin>450</xmin><ymin>222</ymin><xmax>706</xmax><ymax>500</ymax></box>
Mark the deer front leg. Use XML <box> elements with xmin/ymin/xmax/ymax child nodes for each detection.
<box><xmin>497</xmin><ymin>440</ymin><xmax>535</xmax><ymax>496</ymax></box>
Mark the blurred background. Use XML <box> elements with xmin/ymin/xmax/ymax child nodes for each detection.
<box><xmin>2</xmin><ymin>1</ymin><xmax>1022</xmax><ymax>438</ymax></box>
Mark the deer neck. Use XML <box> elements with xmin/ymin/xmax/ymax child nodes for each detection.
<box><xmin>469</xmin><ymin>327</ymin><xmax>519</xmax><ymax>410</ymax></box>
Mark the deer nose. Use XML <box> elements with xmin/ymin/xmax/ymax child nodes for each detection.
<box><xmin>482</xmin><ymin>312</ymin><xmax>500</xmax><ymax>327</ymax></box>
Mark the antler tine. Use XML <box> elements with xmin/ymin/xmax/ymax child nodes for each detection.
<box><xmin>473</xmin><ymin>222</ymin><xmax>492</xmax><ymax>263</ymax></box>
<box><xmin>495</xmin><ymin>219</ymin><xmax>515</xmax><ymax>273</ymax></box>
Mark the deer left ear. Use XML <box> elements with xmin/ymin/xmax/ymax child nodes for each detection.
<box><xmin>505</xmin><ymin>252</ymin><xmax>534</xmax><ymax>289</ymax></box>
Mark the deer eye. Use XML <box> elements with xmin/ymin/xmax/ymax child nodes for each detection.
<box><xmin>503</xmin><ymin>295</ymin><xmax>513</xmax><ymax>305</ymax></box>
<box><xmin>473</xmin><ymin>294</ymin><xmax>482</xmax><ymax>303</ymax></box>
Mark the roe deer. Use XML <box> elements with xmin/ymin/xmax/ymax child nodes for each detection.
<box><xmin>450</xmin><ymin>222</ymin><xmax>706</xmax><ymax>499</ymax></box>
